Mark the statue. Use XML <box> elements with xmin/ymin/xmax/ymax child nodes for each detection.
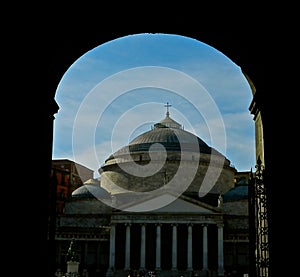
<box><xmin>66</xmin><ymin>238</ymin><xmax>78</xmax><ymax>262</ymax></box>
<box><xmin>65</xmin><ymin>238</ymin><xmax>80</xmax><ymax>275</ymax></box>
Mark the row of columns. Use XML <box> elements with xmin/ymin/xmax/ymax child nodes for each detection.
<box><xmin>107</xmin><ymin>223</ymin><xmax>224</xmax><ymax>276</ymax></box>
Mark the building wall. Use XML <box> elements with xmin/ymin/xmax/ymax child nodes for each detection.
<box><xmin>101</xmin><ymin>152</ymin><xmax>236</xmax><ymax>197</ymax></box>
<box><xmin>50</xmin><ymin>159</ymin><xmax>94</xmax><ymax>214</ymax></box>
<box><xmin>54</xmin><ymin>171</ymin><xmax>249</xmax><ymax>277</ymax></box>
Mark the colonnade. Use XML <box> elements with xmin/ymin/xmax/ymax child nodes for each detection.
<box><xmin>106</xmin><ymin>222</ymin><xmax>224</xmax><ymax>276</ymax></box>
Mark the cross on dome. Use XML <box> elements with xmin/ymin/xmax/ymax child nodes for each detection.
<box><xmin>164</xmin><ymin>102</ymin><xmax>172</xmax><ymax>117</ymax></box>
<box><xmin>153</xmin><ymin>102</ymin><xmax>182</xmax><ymax>129</ymax></box>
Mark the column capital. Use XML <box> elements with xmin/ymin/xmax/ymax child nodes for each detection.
<box><xmin>201</xmin><ymin>223</ymin><xmax>208</xmax><ymax>227</ymax></box>
<box><xmin>125</xmin><ymin>223</ymin><xmax>132</xmax><ymax>227</ymax></box>
<box><xmin>217</xmin><ymin>223</ymin><xmax>224</xmax><ymax>228</ymax></box>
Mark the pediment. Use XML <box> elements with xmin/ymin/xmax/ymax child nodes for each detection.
<box><xmin>119</xmin><ymin>192</ymin><xmax>220</xmax><ymax>214</ymax></box>
<box><xmin>155</xmin><ymin>196</ymin><xmax>218</xmax><ymax>213</ymax></box>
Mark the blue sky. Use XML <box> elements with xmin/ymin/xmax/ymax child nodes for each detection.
<box><xmin>53</xmin><ymin>33</ymin><xmax>255</xmax><ymax>178</ymax></box>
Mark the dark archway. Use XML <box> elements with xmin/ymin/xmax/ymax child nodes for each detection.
<box><xmin>39</xmin><ymin>28</ymin><xmax>278</xmax><ymax>277</ymax></box>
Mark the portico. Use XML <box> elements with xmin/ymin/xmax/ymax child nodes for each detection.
<box><xmin>106</xmin><ymin>194</ymin><xmax>224</xmax><ymax>276</ymax></box>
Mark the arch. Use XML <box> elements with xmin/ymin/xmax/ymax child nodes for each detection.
<box><xmin>40</xmin><ymin>30</ymin><xmax>276</xmax><ymax>277</ymax></box>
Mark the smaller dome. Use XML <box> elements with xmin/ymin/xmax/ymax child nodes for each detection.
<box><xmin>72</xmin><ymin>179</ymin><xmax>111</xmax><ymax>199</ymax></box>
<box><xmin>154</xmin><ymin>115</ymin><xmax>182</xmax><ymax>129</ymax></box>
<box><xmin>223</xmin><ymin>185</ymin><xmax>248</xmax><ymax>202</ymax></box>
<box><xmin>84</xmin><ymin>178</ymin><xmax>100</xmax><ymax>186</ymax></box>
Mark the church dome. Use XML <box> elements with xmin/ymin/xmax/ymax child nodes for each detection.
<box><xmin>100</xmin><ymin>106</ymin><xmax>235</xmax><ymax>197</ymax></box>
<box><xmin>106</xmin><ymin>113</ymin><xmax>215</xmax><ymax>161</ymax></box>
<box><xmin>72</xmin><ymin>178</ymin><xmax>111</xmax><ymax>200</ymax></box>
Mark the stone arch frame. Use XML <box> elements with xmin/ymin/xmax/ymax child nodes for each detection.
<box><xmin>41</xmin><ymin>30</ymin><xmax>276</xmax><ymax>277</ymax></box>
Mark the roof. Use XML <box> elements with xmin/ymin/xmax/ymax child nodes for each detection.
<box><xmin>72</xmin><ymin>179</ymin><xmax>111</xmax><ymax>200</ymax></box>
<box><xmin>223</xmin><ymin>183</ymin><xmax>248</xmax><ymax>202</ymax></box>
<box><xmin>107</xmin><ymin>114</ymin><xmax>215</xmax><ymax>159</ymax></box>
<box><xmin>52</xmin><ymin>158</ymin><xmax>94</xmax><ymax>172</ymax></box>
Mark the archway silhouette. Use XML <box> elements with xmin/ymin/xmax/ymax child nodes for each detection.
<box><xmin>40</xmin><ymin>29</ymin><xmax>277</xmax><ymax>277</ymax></box>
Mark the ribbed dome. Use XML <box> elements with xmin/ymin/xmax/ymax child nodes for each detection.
<box><xmin>100</xmin><ymin>111</ymin><xmax>234</xmax><ymax>196</ymax></box>
<box><xmin>108</xmin><ymin>115</ymin><xmax>213</xmax><ymax>159</ymax></box>
<box><xmin>72</xmin><ymin>179</ymin><xmax>111</xmax><ymax>199</ymax></box>
<box><xmin>130</xmin><ymin>127</ymin><xmax>209</xmax><ymax>147</ymax></box>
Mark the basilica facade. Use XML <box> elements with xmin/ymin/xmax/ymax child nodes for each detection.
<box><xmin>54</xmin><ymin>112</ymin><xmax>250</xmax><ymax>277</ymax></box>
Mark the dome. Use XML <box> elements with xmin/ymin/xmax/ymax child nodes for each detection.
<box><xmin>72</xmin><ymin>179</ymin><xmax>111</xmax><ymax>199</ymax></box>
<box><xmin>223</xmin><ymin>182</ymin><xmax>248</xmax><ymax>202</ymax></box>
<box><xmin>100</xmin><ymin>110</ymin><xmax>235</xmax><ymax>196</ymax></box>
<box><xmin>106</xmin><ymin>114</ymin><xmax>215</xmax><ymax>160</ymax></box>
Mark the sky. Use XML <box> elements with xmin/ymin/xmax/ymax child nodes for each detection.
<box><xmin>53</xmin><ymin>33</ymin><xmax>255</xmax><ymax>179</ymax></box>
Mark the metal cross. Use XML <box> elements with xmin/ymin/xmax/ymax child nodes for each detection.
<box><xmin>164</xmin><ymin>102</ymin><xmax>172</xmax><ymax>116</ymax></box>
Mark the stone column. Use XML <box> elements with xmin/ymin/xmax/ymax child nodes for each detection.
<box><xmin>140</xmin><ymin>224</ymin><xmax>146</xmax><ymax>270</ymax></box>
<box><xmin>155</xmin><ymin>223</ymin><xmax>162</xmax><ymax>270</ymax></box>
<box><xmin>125</xmin><ymin>223</ymin><xmax>131</xmax><ymax>270</ymax></box>
<box><xmin>217</xmin><ymin>224</ymin><xmax>224</xmax><ymax>276</ymax></box>
<box><xmin>106</xmin><ymin>224</ymin><xmax>116</xmax><ymax>277</ymax></box>
<box><xmin>187</xmin><ymin>224</ymin><xmax>193</xmax><ymax>271</ymax></box>
<box><xmin>202</xmin><ymin>224</ymin><xmax>208</xmax><ymax>271</ymax></box>
<box><xmin>171</xmin><ymin>224</ymin><xmax>178</xmax><ymax>271</ymax></box>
